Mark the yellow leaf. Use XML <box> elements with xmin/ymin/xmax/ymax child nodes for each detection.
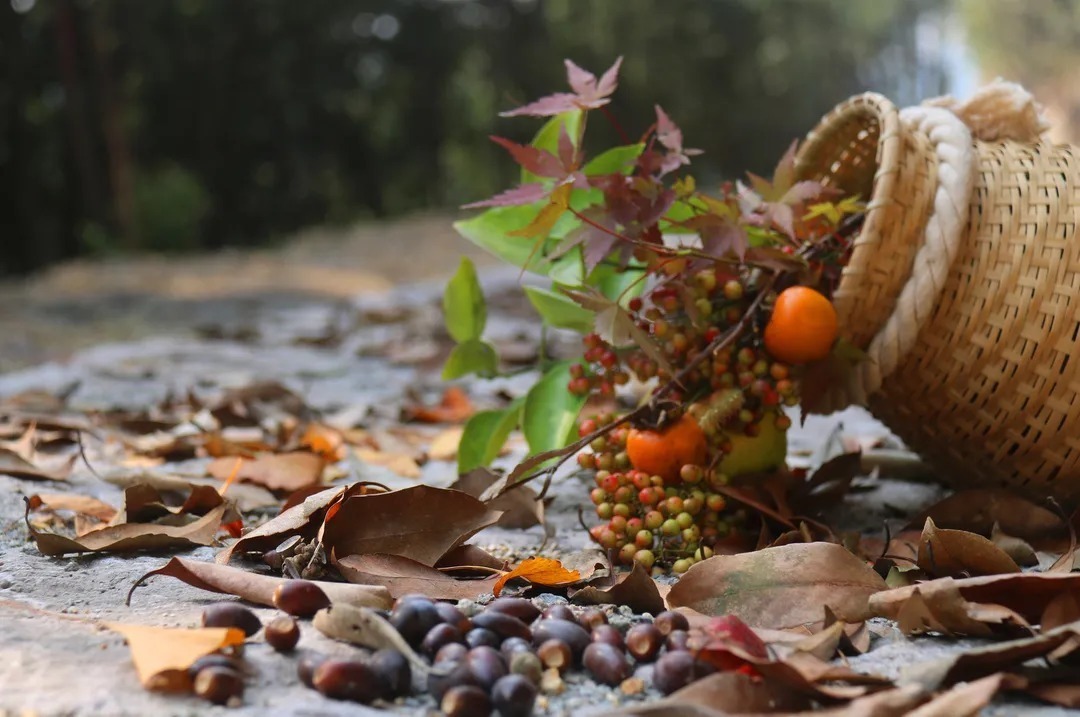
<box><xmin>107</xmin><ymin>623</ymin><xmax>245</xmax><ymax>692</ymax></box>
<box><xmin>492</xmin><ymin>556</ymin><xmax>581</xmax><ymax>597</ymax></box>
<box><xmin>508</xmin><ymin>184</ymin><xmax>572</xmax><ymax>239</ymax></box>
<box><xmin>428</xmin><ymin>427</ymin><xmax>464</xmax><ymax>461</ymax></box>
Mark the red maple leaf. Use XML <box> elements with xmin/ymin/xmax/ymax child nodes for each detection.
<box><xmin>501</xmin><ymin>57</ymin><xmax>623</xmax><ymax>118</ymax></box>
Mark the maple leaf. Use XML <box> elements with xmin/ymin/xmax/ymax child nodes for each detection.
<box><xmin>507</xmin><ymin>183</ymin><xmax>572</xmax><ymax>240</ymax></box>
<box><xmin>652</xmin><ymin>105</ymin><xmax>703</xmax><ymax>175</ymax></box>
<box><xmin>562</xmin><ymin>288</ymin><xmax>673</xmax><ymax>373</ymax></box>
<box><xmin>501</xmin><ymin>57</ymin><xmax>623</xmax><ymax>118</ymax></box>
<box><xmin>681</xmin><ymin>213</ymin><xmax>749</xmax><ymax>260</ymax></box>
<box><xmin>739</xmin><ymin>140</ymin><xmax>832</xmax><ymax>237</ymax></box>
<box><xmin>463</xmin><ymin>127</ymin><xmax>586</xmax><ymax>208</ymax></box>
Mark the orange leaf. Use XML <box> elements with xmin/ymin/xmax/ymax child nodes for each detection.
<box><xmin>406</xmin><ymin>387</ymin><xmax>474</xmax><ymax>424</ymax></box>
<box><xmin>106</xmin><ymin>622</ymin><xmax>245</xmax><ymax>691</ymax></box>
<box><xmin>493</xmin><ymin>556</ymin><xmax>581</xmax><ymax>597</ymax></box>
<box><xmin>300</xmin><ymin>423</ymin><xmax>347</xmax><ymax>461</ymax></box>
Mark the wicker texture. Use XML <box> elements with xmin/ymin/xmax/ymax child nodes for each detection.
<box><xmin>797</xmin><ymin>85</ymin><xmax>1080</xmax><ymax>505</ymax></box>
<box><xmin>794</xmin><ymin>94</ymin><xmax>938</xmax><ymax>349</ymax></box>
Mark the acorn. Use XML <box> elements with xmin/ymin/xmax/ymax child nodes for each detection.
<box><xmin>491</xmin><ymin>673</ymin><xmax>538</xmax><ymax>717</ymax></box>
<box><xmin>273</xmin><ymin>580</ymin><xmax>330</xmax><ymax>618</ymax></box>
<box><xmin>582</xmin><ymin>642</ymin><xmax>630</xmax><ymax>686</ymax></box>
<box><xmin>368</xmin><ymin>648</ymin><xmax>411</xmax><ymax>699</ymax></box>
<box><xmin>201</xmin><ymin>603</ymin><xmax>261</xmax><ymax>637</ymax></box>
<box><xmin>193</xmin><ymin>666</ymin><xmax>244</xmax><ymax>706</ymax></box>
<box><xmin>312</xmin><ymin>659</ymin><xmax>380</xmax><ymax>703</ymax></box>
<box><xmin>264</xmin><ymin>615</ymin><xmax>300</xmax><ymax>652</ymax></box>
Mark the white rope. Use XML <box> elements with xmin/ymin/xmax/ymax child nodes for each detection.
<box><xmin>850</xmin><ymin>107</ymin><xmax>975</xmax><ymax>401</ymax></box>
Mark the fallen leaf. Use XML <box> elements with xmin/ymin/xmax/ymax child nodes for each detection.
<box><xmin>604</xmin><ymin>672</ymin><xmax>812</xmax><ymax>716</ymax></box>
<box><xmin>888</xmin><ymin>580</ymin><xmax>1030</xmax><ymax>638</ymax></box>
<box><xmin>870</xmin><ymin>573</ymin><xmax>1080</xmax><ymax>631</ymax></box>
<box><xmin>435</xmin><ymin>544</ymin><xmax>509</xmax><ymax>572</ymax></box>
<box><xmin>298</xmin><ymin>422</ymin><xmax>347</xmax><ymax>462</ymax></box>
<box><xmin>903</xmin><ymin>620</ymin><xmax>1080</xmax><ymax>691</ymax></box>
<box><xmin>207</xmin><ymin>451</ymin><xmax>324</xmax><ymax>493</ymax></box>
<box><xmin>127</xmin><ymin>556</ymin><xmax>392</xmax><ymax>609</ymax></box>
<box><xmin>1040</xmin><ymin>591</ymin><xmax>1080</xmax><ymax>631</ymax></box>
<box><xmin>451</xmin><ymin>468</ymin><xmax>544</xmax><ymax>530</ymax></box>
<box><xmin>313</xmin><ymin>603</ymin><xmax>432</xmax><ymax>675</ymax></box>
<box><xmin>106</xmin><ymin>622</ymin><xmax>245</xmax><ymax>691</ymax></box>
<box><xmin>0</xmin><ymin>447</ymin><xmax>74</xmax><ymax>481</ymax></box>
<box><xmin>665</xmin><ymin>543</ymin><xmax>886</xmax><ymax>629</ymax></box>
<box><xmin>917</xmin><ymin>518</ymin><xmax>1021</xmax><ymax>578</ymax></box>
<box><xmin>493</xmin><ymin>556</ymin><xmax>581</xmax><ymax>596</ymax></box>
<box><xmin>905</xmin><ymin>673</ymin><xmax>1009</xmax><ymax>717</ymax></box>
<box><xmin>1009</xmin><ymin>674</ymin><xmax>1080</xmax><ymax>708</ymax></box>
<box><xmin>428</xmin><ymin>427</ymin><xmax>464</xmax><ymax>461</ymax></box>
<box><xmin>806</xmin><ymin>685</ymin><xmax>928</xmax><ymax>716</ymax></box>
<box><xmin>218</xmin><ymin>484</ymin><xmax>350</xmax><ymax>563</ymax></box>
<box><xmin>353</xmin><ymin>447</ymin><xmax>422</xmax><ymax>478</ymax></box>
<box><xmin>404</xmin><ymin>386</ymin><xmax>474</xmax><ymax>423</ymax></box>
<box><xmin>27</xmin><ymin>492</ymin><xmax>117</xmax><ymax>522</ymax></box>
<box><xmin>321</xmin><ymin>485</ymin><xmax>502</xmax><ymax>566</ymax></box>
<box><xmin>569</xmin><ymin>561</ymin><xmax>665</xmax><ymax>615</ymax></box>
<box><xmin>103</xmin><ymin>470</ymin><xmax>279</xmax><ymax>513</ymax></box>
<box><xmin>111</xmin><ymin>483</ymin><xmax>225</xmax><ymax>525</ymax></box>
<box><xmin>911</xmin><ymin>489</ymin><xmax>1065</xmax><ymax>544</ymax></box>
<box><xmin>335</xmin><ymin>553</ymin><xmax>499</xmax><ymax>600</ymax></box>
<box><xmin>26</xmin><ymin>500</ymin><xmax>227</xmax><ymax>557</ymax></box>
<box><xmin>990</xmin><ymin>522</ymin><xmax>1039</xmax><ymax>568</ymax></box>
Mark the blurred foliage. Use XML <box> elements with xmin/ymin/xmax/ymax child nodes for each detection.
<box><xmin>1</xmin><ymin>0</ymin><xmax>956</xmax><ymax>274</ymax></box>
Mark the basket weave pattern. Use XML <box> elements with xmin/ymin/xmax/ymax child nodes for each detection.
<box><xmin>797</xmin><ymin>88</ymin><xmax>1080</xmax><ymax>504</ymax></box>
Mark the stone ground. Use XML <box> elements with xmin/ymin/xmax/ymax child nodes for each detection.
<box><xmin>0</xmin><ymin>215</ymin><xmax>1073</xmax><ymax>716</ymax></box>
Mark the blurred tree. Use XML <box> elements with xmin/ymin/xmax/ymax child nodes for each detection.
<box><xmin>0</xmin><ymin>0</ymin><xmax>951</xmax><ymax>274</ymax></box>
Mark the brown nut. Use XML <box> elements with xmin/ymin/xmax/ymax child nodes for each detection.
<box><xmin>194</xmin><ymin>666</ymin><xmax>244</xmax><ymax>706</ymax></box>
<box><xmin>264</xmin><ymin>615</ymin><xmax>300</xmax><ymax>652</ymax></box>
<box><xmin>509</xmin><ymin>651</ymin><xmax>543</xmax><ymax>686</ymax></box>
<box><xmin>426</xmin><ymin>660</ymin><xmax>480</xmax><ymax>702</ymax></box>
<box><xmin>368</xmin><ymin>648</ymin><xmax>411</xmax><ymax>699</ymax></box>
<box><xmin>421</xmin><ymin>622</ymin><xmax>463</xmax><ymax>658</ymax></box>
<box><xmin>187</xmin><ymin>653</ymin><xmax>244</xmax><ymax>681</ymax></box>
<box><xmin>441</xmin><ymin>684</ymin><xmax>492</xmax><ymax>717</ymax></box>
<box><xmin>536</xmin><ymin>638</ymin><xmax>572</xmax><ymax>674</ymax></box>
<box><xmin>577</xmin><ymin>608</ymin><xmax>607</xmax><ymax>631</ymax></box>
<box><xmin>486</xmin><ymin>597</ymin><xmax>541</xmax><ymax>624</ymax></box>
<box><xmin>435</xmin><ymin>602</ymin><xmax>473</xmax><ymax>633</ymax></box>
<box><xmin>652</xmin><ymin>650</ymin><xmax>714</xmax><ymax>695</ymax></box>
<box><xmin>625</xmin><ymin>623</ymin><xmax>663</xmax><ymax>662</ymax></box>
<box><xmin>201</xmin><ymin>603</ymin><xmax>261</xmax><ymax>637</ymax></box>
<box><xmin>471</xmin><ymin>611</ymin><xmax>532</xmax><ymax>642</ymax></box>
<box><xmin>652</xmin><ymin>610</ymin><xmax>690</xmax><ymax>636</ymax></box>
<box><xmin>297</xmin><ymin>651</ymin><xmax>327</xmax><ymax>688</ymax></box>
<box><xmin>435</xmin><ymin>642</ymin><xmax>469</xmax><ymax>665</ymax></box>
<box><xmin>541</xmin><ymin>604</ymin><xmax>576</xmax><ymax>622</ymax></box>
<box><xmin>465</xmin><ymin>645</ymin><xmax>508</xmax><ymax>691</ymax></box>
<box><xmin>666</xmin><ymin>629</ymin><xmax>690</xmax><ymax>652</ymax></box>
<box><xmin>500</xmin><ymin>636</ymin><xmax>534</xmax><ymax>660</ymax></box>
<box><xmin>531</xmin><ymin>619</ymin><xmax>590</xmax><ymax>662</ymax></box>
<box><xmin>464</xmin><ymin>627</ymin><xmax>501</xmax><ymax>649</ymax></box>
<box><xmin>492</xmin><ymin>673</ymin><xmax>538</xmax><ymax>717</ymax></box>
<box><xmin>272</xmin><ymin>580</ymin><xmax>331</xmax><ymax>618</ymax></box>
<box><xmin>590</xmin><ymin>624</ymin><xmax>625</xmax><ymax>651</ymax></box>
<box><xmin>582</xmin><ymin>642</ymin><xmax>630</xmax><ymax>686</ymax></box>
<box><xmin>390</xmin><ymin>599</ymin><xmax>443</xmax><ymax>647</ymax></box>
<box><xmin>312</xmin><ymin>659</ymin><xmax>380</xmax><ymax>703</ymax></box>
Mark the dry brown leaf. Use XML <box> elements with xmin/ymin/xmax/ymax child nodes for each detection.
<box><xmin>910</xmin><ymin>489</ymin><xmax>1065</xmax><ymax>544</ymax></box>
<box><xmin>569</xmin><ymin>561</ymin><xmax>665</xmax><ymax>615</ymax></box>
<box><xmin>26</xmin><ymin>501</ymin><xmax>227</xmax><ymax>557</ymax></box>
<box><xmin>990</xmin><ymin>522</ymin><xmax>1038</xmax><ymax>567</ymax></box>
<box><xmin>27</xmin><ymin>492</ymin><xmax>117</xmax><ymax>522</ymax></box>
<box><xmin>870</xmin><ymin>572</ymin><xmax>1080</xmax><ymax>631</ymax></box>
<box><xmin>111</xmin><ymin>483</ymin><xmax>225</xmax><ymax>525</ymax></box>
<box><xmin>665</xmin><ymin>543</ymin><xmax>886</xmax><ymax>629</ymax></box>
<box><xmin>0</xmin><ymin>446</ymin><xmax>74</xmax><ymax>481</ymax></box>
<box><xmin>298</xmin><ymin>422</ymin><xmax>347</xmax><ymax>461</ymax></box>
<box><xmin>313</xmin><ymin>603</ymin><xmax>432</xmax><ymax>675</ymax></box>
<box><xmin>435</xmin><ymin>544</ymin><xmax>509</xmax><ymax>573</ymax></box>
<box><xmin>492</xmin><ymin>557</ymin><xmax>581</xmax><ymax>596</ymax></box>
<box><xmin>428</xmin><ymin>427</ymin><xmax>464</xmax><ymax>461</ymax></box>
<box><xmin>905</xmin><ymin>673</ymin><xmax>1009</xmax><ymax>717</ymax></box>
<box><xmin>917</xmin><ymin>518</ymin><xmax>1021</xmax><ymax>578</ymax></box>
<box><xmin>321</xmin><ymin>485</ymin><xmax>502</xmax><ymax>567</ymax></box>
<box><xmin>207</xmin><ymin>451</ymin><xmax>324</xmax><ymax>493</ymax></box>
<box><xmin>1040</xmin><ymin>591</ymin><xmax>1080</xmax><ymax>631</ymax></box>
<box><xmin>451</xmin><ymin>468</ymin><xmax>544</xmax><ymax>530</ymax></box>
<box><xmin>217</xmin><ymin>484</ymin><xmax>350</xmax><ymax>563</ymax></box>
<box><xmin>889</xmin><ymin>580</ymin><xmax>1029</xmax><ymax>638</ymax></box>
<box><xmin>106</xmin><ymin>622</ymin><xmax>245</xmax><ymax>691</ymax></box>
<box><xmin>403</xmin><ymin>386</ymin><xmax>474</xmax><ymax>423</ymax></box>
<box><xmin>335</xmin><ymin>553</ymin><xmax>499</xmax><ymax>601</ymax></box>
<box><xmin>353</xmin><ymin>447</ymin><xmax>422</xmax><ymax>478</ymax></box>
<box><xmin>127</xmin><ymin>556</ymin><xmax>392</xmax><ymax>609</ymax></box>
<box><xmin>604</xmin><ymin>672</ymin><xmax>812</xmax><ymax>716</ymax></box>
<box><xmin>903</xmin><ymin>620</ymin><xmax>1080</xmax><ymax>691</ymax></box>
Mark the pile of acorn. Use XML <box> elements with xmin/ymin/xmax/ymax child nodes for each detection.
<box><xmin>193</xmin><ymin>579</ymin><xmax>718</xmax><ymax>715</ymax></box>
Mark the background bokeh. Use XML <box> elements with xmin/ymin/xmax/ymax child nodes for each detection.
<box><xmin>1</xmin><ymin>0</ymin><xmax>1076</xmax><ymax>275</ymax></box>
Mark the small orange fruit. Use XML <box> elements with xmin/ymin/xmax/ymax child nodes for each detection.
<box><xmin>763</xmin><ymin>286</ymin><xmax>838</xmax><ymax>365</ymax></box>
<box><xmin>626</xmin><ymin>414</ymin><xmax>708</xmax><ymax>483</ymax></box>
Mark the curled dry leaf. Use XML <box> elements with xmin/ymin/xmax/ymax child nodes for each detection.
<box><xmin>0</xmin><ymin>446</ymin><xmax>75</xmax><ymax>481</ymax></box>
<box><xmin>320</xmin><ymin>485</ymin><xmax>502</xmax><ymax>567</ymax></box>
<box><xmin>353</xmin><ymin>447</ymin><xmax>422</xmax><ymax>479</ymax></box>
<box><xmin>492</xmin><ymin>556</ymin><xmax>581</xmax><ymax>596</ymax></box>
<box><xmin>26</xmin><ymin>500</ymin><xmax>227</xmax><ymax>557</ymax></box>
<box><xmin>904</xmin><ymin>673</ymin><xmax>1010</xmax><ymax>717</ymax></box>
<box><xmin>207</xmin><ymin>451</ymin><xmax>324</xmax><ymax>493</ymax></box>
<box><xmin>127</xmin><ymin>556</ymin><xmax>392</xmax><ymax>609</ymax></box>
<box><xmin>335</xmin><ymin>553</ymin><xmax>499</xmax><ymax>601</ymax></box>
<box><xmin>989</xmin><ymin>522</ymin><xmax>1038</xmax><ymax>568</ymax></box>
<box><xmin>27</xmin><ymin>492</ymin><xmax>117</xmax><ymax>522</ymax></box>
<box><xmin>217</xmin><ymin>484</ymin><xmax>350</xmax><ymax>563</ymax></box>
<box><xmin>569</xmin><ymin>561</ymin><xmax>665</xmax><ymax>615</ymax></box>
<box><xmin>106</xmin><ymin>622</ymin><xmax>245</xmax><ymax>692</ymax></box>
<box><xmin>451</xmin><ymin>468</ymin><xmax>544</xmax><ymax>530</ymax></box>
<box><xmin>917</xmin><ymin>518</ymin><xmax>1021</xmax><ymax>578</ymax></box>
<box><xmin>666</xmin><ymin>543</ymin><xmax>886</xmax><ymax>629</ymax></box>
<box><xmin>870</xmin><ymin>572</ymin><xmax>1080</xmax><ymax>632</ymax></box>
<box><xmin>403</xmin><ymin>386</ymin><xmax>474</xmax><ymax>423</ymax></box>
<box><xmin>910</xmin><ymin>489</ymin><xmax>1065</xmax><ymax>545</ymax></box>
<box><xmin>313</xmin><ymin>603</ymin><xmax>433</xmax><ymax>675</ymax></box>
<box><xmin>604</xmin><ymin>672</ymin><xmax>811</xmax><ymax>716</ymax></box>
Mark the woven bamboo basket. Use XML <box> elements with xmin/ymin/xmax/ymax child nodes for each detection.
<box><xmin>795</xmin><ymin>83</ymin><xmax>1080</xmax><ymax>506</ymax></box>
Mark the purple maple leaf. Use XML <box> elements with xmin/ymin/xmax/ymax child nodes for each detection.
<box><xmin>501</xmin><ymin>57</ymin><xmax>624</xmax><ymax>118</ymax></box>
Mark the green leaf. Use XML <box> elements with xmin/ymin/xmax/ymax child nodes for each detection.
<box><xmin>443</xmin><ymin>257</ymin><xmax>487</xmax><ymax>342</ymax></box>
<box><xmin>442</xmin><ymin>339</ymin><xmax>498</xmax><ymax>380</ymax></box>
<box><xmin>546</xmin><ymin>247</ymin><xmax>585</xmax><ymax>287</ymax></box>
<box><xmin>583</xmin><ymin>143</ymin><xmax>645</xmax><ymax>176</ymax></box>
<box><xmin>523</xmin><ymin>111</ymin><xmax>583</xmax><ymax>184</ymax></box>
<box><xmin>590</xmin><ymin>262</ymin><xmax>646</xmax><ymax>306</ymax></box>
<box><xmin>524</xmin><ymin>286</ymin><xmax>595</xmax><ymax>333</ymax></box>
<box><xmin>453</xmin><ymin>206</ymin><xmax>556</xmax><ymax>275</ymax></box>
<box><xmin>523</xmin><ymin>362</ymin><xmax>587</xmax><ymax>456</ymax></box>
<box><xmin>457</xmin><ymin>399</ymin><xmax>524</xmax><ymax>474</ymax></box>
